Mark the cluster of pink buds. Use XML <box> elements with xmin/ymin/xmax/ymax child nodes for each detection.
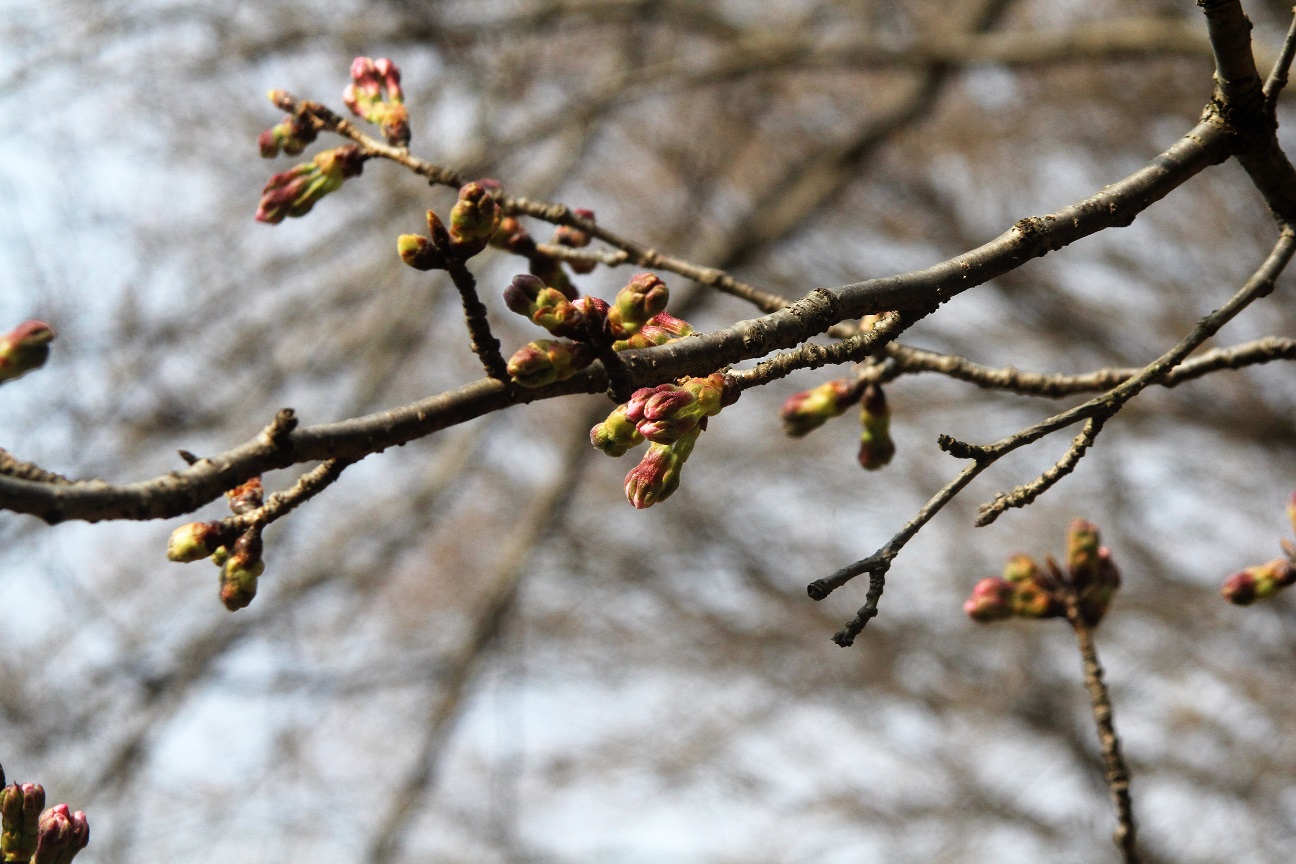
<box><xmin>1222</xmin><ymin>491</ymin><xmax>1296</xmax><ymax>605</ymax></box>
<box><xmin>257</xmin><ymin>106</ymin><xmax>317</xmax><ymax>158</ymax></box>
<box><xmin>0</xmin><ymin>321</ymin><xmax>55</xmax><ymax>386</ymax></box>
<box><xmin>964</xmin><ymin>519</ymin><xmax>1122</xmax><ymax>627</ymax></box>
<box><xmin>593</xmin><ymin>373</ymin><xmax>739</xmax><ymax>508</ymax></box>
<box><xmin>343</xmin><ymin>57</ymin><xmax>410</xmax><ymax>147</ymax></box>
<box><xmin>255</xmin><ymin>145</ymin><xmax>366</xmax><ymax>224</ymax></box>
<box><xmin>398</xmin><ymin>181</ymin><xmax>504</xmax><ymax>269</ymax></box>
<box><xmin>0</xmin><ymin>766</ymin><xmax>89</xmax><ymax>864</ymax></box>
<box><xmin>166</xmin><ymin>477</ymin><xmax>268</xmax><ymax>611</ymax></box>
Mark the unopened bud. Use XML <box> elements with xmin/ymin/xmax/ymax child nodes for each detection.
<box><xmin>343</xmin><ymin>57</ymin><xmax>410</xmax><ymax>146</ymax></box>
<box><xmin>1</xmin><ymin>782</ymin><xmax>45</xmax><ymax>862</ymax></box>
<box><xmin>963</xmin><ymin>577</ymin><xmax>1015</xmax><ymax>622</ymax></box>
<box><xmin>1288</xmin><ymin>490</ymin><xmax>1296</xmax><ymax>536</ymax></box>
<box><xmin>1222</xmin><ymin>558</ymin><xmax>1296</xmax><ymax>605</ymax></box>
<box><xmin>226</xmin><ymin>477</ymin><xmax>264</xmax><ymax>515</ymax></box>
<box><xmin>255</xmin><ymin>145</ymin><xmax>365</xmax><ymax>223</ymax></box>
<box><xmin>612</xmin><ymin>312</ymin><xmax>695</xmax><ymax>351</ymax></box>
<box><xmin>780</xmin><ymin>379</ymin><xmax>855</xmax><ymax>437</ymax></box>
<box><xmin>505</xmin><ymin>339</ymin><xmax>594</xmax><ymax>387</ymax></box>
<box><xmin>257</xmin><ymin>114</ymin><xmax>317</xmax><ymax>158</ymax></box>
<box><xmin>1066</xmin><ymin>519</ymin><xmax>1101</xmax><ymax>586</ymax></box>
<box><xmin>608</xmin><ymin>273</ymin><xmax>669</xmax><ymax>338</ymax></box>
<box><xmin>448</xmin><ymin>181</ymin><xmax>502</xmax><ymax>257</ymax></box>
<box><xmin>1012</xmin><ymin>579</ymin><xmax>1063</xmax><ymax>619</ymax></box>
<box><xmin>624</xmin><ymin>425</ymin><xmax>701</xmax><ymax>509</ymax></box>
<box><xmin>491</xmin><ymin>215</ymin><xmax>532</xmax><ymax>252</ymax></box>
<box><xmin>503</xmin><ymin>275</ymin><xmax>584</xmax><ymax>337</ymax></box>
<box><xmin>0</xmin><ymin>320</ymin><xmax>55</xmax><ymax>385</ymax></box>
<box><xmin>857</xmin><ymin>384</ymin><xmax>895</xmax><ymax>470</ymax></box>
<box><xmin>32</xmin><ymin>803</ymin><xmax>89</xmax><ymax>864</ymax></box>
<box><xmin>1002</xmin><ymin>554</ymin><xmax>1042</xmax><ymax>584</ymax></box>
<box><xmin>219</xmin><ymin>531</ymin><xmax>264</xmax><ymax>611</ymax></box>
<box><xmin>167</xmin><ymin>521</ymin><xmax>227</xmax><ymax>563</ymax></box>
<box><xmin>397</xmin><ymin>234</ymin><xmax>447</xmax><ymax>270</ymax></box>
<box><xmin>590</xmin><ymin>404</ymin><xmax>645</xmax><ymax>457</ymax></box>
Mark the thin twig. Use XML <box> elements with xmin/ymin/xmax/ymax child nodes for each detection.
<box><xmin>1263</xmin><ymin>6</ymin><xmax>1296</xmax><ymax>108</ymax></box>
<box><xmin>446</xmin><ymin>261</ymin><xmax>510</xmax><ymax>382</ymax></box>
<box><xmin>222</xmin><ymin>458</ymin><xmax>354</xmax><ymax>534</ymax></box>
<box><xmin>976</xmin><ymin>416</ymin><xmax>1105</xmax><ymax>526</ymax></box>
<box><xmin>1063</xmin><ymin>591</ymin><xmax>1140</xmax><ymax>864</ymax></box>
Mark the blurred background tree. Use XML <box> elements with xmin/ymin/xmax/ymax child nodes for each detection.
<box><xmin>2</xmin><ymin>1</ymin><xmax>1296</xmax><ymax>862</ymax></box>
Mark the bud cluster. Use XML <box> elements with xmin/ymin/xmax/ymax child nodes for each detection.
<box><xmin>0</xmin><ymin>321</ymin><xmax>55</xmax><ymax>386</ymax></box>
<box><xmin>255</xmin><ymin>145</ymin><xmax>366</xmax><ymax>224</ymax></box>
<box><xmin>964</xmin><ymin>519</ymin><xmax>1122</xmax><ymax>627</ymax></box>
<box><xmin>257</xmin><ymin>110</ymin><xmax>317</xmax><ymax>158</ymax></box>
<box><xmin>592</xmin><ymin>373</ymin><xmax>739</xmax><ymax>508</ymax></box>
<box><xmin>552</xmin><ymin>209</ymin><xmax>597</xmax><ymax>274</ymax></box>
<box><xmin>166</xmin><ymin>476</ymin><xmax>269</xmax><ymax>611</ymax></box>
<box><xmin>398</xmin><ymin>181</ymin><xmax>504</xmax><ymax>269</ymax></box>
<box><xmin>343</xmin><ymin>57</ymin><xmax>410</xmax><ymax>147</ymax></box>
<box><xmin>1221</xmin><ymin>491</ymin><xmax>1296</xmax><ymax>605</ymax></box>
<box><xmin>0</xmin><ymin>767</ymin><xmax>88</xmax><ymax>864</ymax></box>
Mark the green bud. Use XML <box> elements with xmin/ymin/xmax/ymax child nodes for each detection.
<box><xmin>448</xmin><ymin>181</ymin><xmax>502</xmax><ymax>256</ymax></box>
<box><xmin>1002</xmin><ymin>553</ymin><xmax>1042</xmax><ymax>584</ymax></box>
<box><xmin>857</xmin><ymin>384</ymin><xmax>895</xmax><ymax>470</ymax></box>
<box><xmin>1065</xmin><ymin>519</ymin><xmax>1101</xmax><ymax>586</ymax></box>
<box><xmin>608</xmin><ymin>273</ymin><xmax>669</xmax><ymax>338</ymax></box>
<box><xmin>590</xmin><ymin>405</ymin><xmax>645</xmax><ymax>457</ymax></box>
<box><xmin>167</xmin><ymin>521</ymin><xmax>227</xmax><ymax>563</ymax></box>
<box><xmin>255</xmin><ymin>145</ymin><xmax>365</xmax><ymax>223</ymax></box>
<box><xmin>0</xmin><ymin>320</ymin><xmax>55</xmax><ymax>385</ymax></box>
<box><xmin>624</xmin><ymin>425</ymin><xmax>701</xmax><ymax>509</ymax></box>
<box><xmin>1</xmin><ymin>782</ymin><xmax>44</xmax><ymax>863</ymax></box>
<box><xmin>780</xmin><ymin>379</ymin><xmax>855</xmax><ymax>437</ymax></box>
<box><xmin>505</xmin><ymin>339</ymin><xmax>594</xmax><ymax>387</ymax></box>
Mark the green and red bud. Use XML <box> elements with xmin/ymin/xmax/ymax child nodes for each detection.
<box><xmin>590</xmin><ymin>405</ymin><xmax>646</xmax><ymax>457</ymax></box>
<box><xmin>780</xmin><ymin>379</ymin><xmax>855</xmax><ymax>438</ymax></box>
<box><xmin>32</xmin><ymin>803</ymin><xmax>89</xmax><ymax>864</ymax></box>
<box><xmin>257</xmin><ymin>114</ymin><xmax>317</xmax><ymax>158</ymax></box>
<box><xmin>857</xmin><ymin>384</ymin><xmax>895</xmax><ymax>470</ymax></box>
<box><xmin>447</xmin><ymin>181</ymin><xmax>502</xmax><ymax>257</ymax></box>
<box><xmin>503</xmin><ymin>275</ymin><xmax>585</xmax><ymax>337</ymax></box>
<box><xmin>964</xmin><ymin>577</ymin><xmax>1015</xmax><ymax>622</ymax></box>
<box><xmin>1066</xmin><ymin>519</ymin><xmax>1101</xmax><ymax>585</ymax></box>
<box><xmin>255</xmin><ymin>145</ymin><xmax>365</xmax><ymax>223</ymax></box>
<box><xmin>397</xmin><ymin>234</ymin><xmax>447</xmax><ymax>270</ymax></box>
<box><xmin>0</xmin><ymin>320</ymin><xmax>55</xmax><ymax>385</ymax></box>
<box><xmin>624</xmin><ymin>425</ymin><xmax>701</xmax><ymax>509</ymax></box>
<box><xmin>505</xmin><ymin>339</ymin><xmax>594</xmax><ymax>387</ymax></box>
<box><xmin>491</xmin><ymin>215</ymin><xmax>532</xmax><ymax>253</ymax></box>
<box><xmin>1076</xmin><ymin>546</ymin><xmax>1121</xmax><ymax>625</ymax></box>
<box><xmin>623</xmin><ymin>374</ymin><xmax>730</xmax><ymax>445</ymax></box>
<box><xmin>1</xmin><ymin>782</ymin><xmax>45</xmax><ymax>862</ymax></box>
<box><xmin>226</xmin><ymin>477</ymin><xmax>264</xmax><ymax>515</ymax></box>
<box><xmin>612</xmin><ymin>312</ymin><xmax>695</xmax><ymax>351</ymax></box>
<box><xmin>1012</xmin><ymin>578</ymin><xmax>1064</xmax><ymax>619</ymax></box>
<box><xmin>219</xmin><ymin>530</ymin><xmax>264</xmax><ymax>611</ymax></box>
<box><xmin>1222</xmin><ymin>558</ymin><xmax>1296</xmax><ymax>605</ymax></box>
<box><xmin>167</xmin><ymin>521</ymin><xmax>228</xmax><ymax>563</ymax></box>
<box><xmin>608</xmin><ymin>273</ymin><xmax>669</xmax><ymax>337</ymax></box>
<box><xmin>1002</xmin><ymin>553</ymin><xmax>1042</xmax><ymax>584</ymax></box>
<box><xmin>343</xmin><ymin>57</ymin><xmax>410</xmax><ymax>146</ymax></box>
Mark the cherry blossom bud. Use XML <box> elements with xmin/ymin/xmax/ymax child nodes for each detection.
<box><xmin>780</xmin><ymin>379</ymin><xmax>855</xmax><ymax>437</ymax></box>
<box><xmin>32</xmin><ymin>803</ymin><xmax>89</xmax><ymax>864</ymax></box>
<box><xmin>1012</xmin><ymin>578</ymin><xmax>1063</xmax><ymax>619</ymax></box>
<box><xmin>167</xmin><ymin>521</ymin><xmax>228</xmax><ymax>563</ymax></box>
<box><xmin>506</xmin><ymin>339</ymin><xmax>594</xmax><ymax>387</ymax></box>
<box><xmin>503</xmin><ymin>275</ymin><xmax>584</xmax><ymax>337</ymax></box>
<box><xmin>219</xmin><ymin>530</ymin><xmax>264</xmax><ymax>611</ymax></box>
<box><xmin>448</xmin><ymin>181</ymin><xmax>502</xmax><ymax>257</ymax></box>
<box><xmin>857</xmin><ymin>384</ymin><xmax>895</xmax><ymax>470</ymax></box>
<box><xmin>225</xmin><ymin>477</ymin><xmax>263</xmax><ymax>515</ymax></box>
<box><xmin>0</xmin><ymin>320</ymin><xmax>55</xmax><ymax>384</ymax></box>
<box><xmin>612</xmin><ymin>312</ymin><xmax>695</xmax><ymax>350</ymax></box>
<box><xmin>555</xmin><ymin>209</ymin><xmax>597</xmax><ymax>273</ymax></box>
<box><xmin>963</xmin><ymin>577</ymin><xmax>1014</xmax><ymax>622</ymax></box>
<box><xmin>343</xmin><ymin>57</ymin><xmax>410</xmax><ymax>146</ymax></box>
<box><xmin>1065</xmin><ymin>519</ymin><xmax>1101</xmax><ymax>586</ymax></box>
<box><xmin>1</xmin><ymin>782</ymin><xmax>44</xmax><ymax>862</ymax></box>
<box><xmin>257</xmin><ymin>114</ymin><xmax>317</xmax><ymax>158</ymax></box>
<box><xmin>590</xmin><ymin>405</ymin><xmax>645</xmax><ymax>457</ymax></box>
<box><xmin>491</xmin><ymin>215</ymin><xmax>532</xmax><ymax>252</ymax></box>
<box><xmin>572</xmin><ymin>296</ymin><xmax>610</xmax><ymax>338</ymax></box>
<box><xmin>1077</xmin><ymin>546</ymin><xmax>1121</xmax><ymax>625</ymax></box>
<box><xmin>1222</xmin><ymin>558</ymin><xmax>1296</xmax><ymax>605</ymax></box>
<box><xmin>1002</xmin><ymin>553</ymin><xmax>1042</xmax><ymax>584</ymax></box>
<box><xmin>624</xmin><ymin>425</ymin><xmax>701</xmax><ymax>509</ymax></box>
<box><xmin>608</xmin><ymin>273</ymin><xmax>669</xmax><ymax>338</ymax></box>
<box><xmin>255</xmin><ymin>145</ymin><xmax>365</xmax><ymax>223</ymax></box>
<box><xmin>397</xmin><ymin>234</ymin><xmax>446</xmax><ymax>270</ymax></box>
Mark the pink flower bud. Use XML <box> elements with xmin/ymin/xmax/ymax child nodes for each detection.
<box><xmin>780</xmin><ymin>379</ymin><xmax>855</xmax><ymax>437</ymax></box>
<box><xmin>857</xmin><ymin>384</ymin><xmax>895</xmax><ymax>470</ymax></box>
<box><xmin>1223</xmin><ymin>559</ymin><xmax>1296</xmax><ymax>605</ymax></box>
<box><xmin>255</xmin><ymin>146</ymin><xmax>365</xmax><ymax>223</ymax></box>
<box><xmin>624</xmin><ymin>425</ymin><xmax>701</xmax><ymax>509</ymax></box>
<box><xmin>167</xmin><ymin>521</ymin><xmax>228</xmax><ymax>563</ymax></box>
<box><xmin>611</xmin><ymin>312</ymin><xmax>695</xmax><ymax>351</ymax></box>
<box><xmin>257</xmin><ymin>114</ymin><xmax>317</xmax><ymax>158</ymax></box>
<box><xmin>963</xmin><ymin>577</ymin><xmax>1015</xmax><ymax>622</ymax></box>
<box><xmin>503</xmin><ymin>275</ymin><xmax>584</xmax><ymax>337</ymax></box>
<box><xmin>590</xmin><ymin>404</ymin><xmax>646</xmax><ymax>457</ymax></box>
<box><xmin>33</xmin><ymin>803</ymin><xmax>89</xmax><ymax>864</ymax></box>
<box><xmin>343</xmin><ymin>57</ymin><xmax>409</xmax><ymax>146</ymax></box>
<box><xmin>0</xmin><ymin>320</ymin><xmax>55</xmax><ymax>384</ymax></box>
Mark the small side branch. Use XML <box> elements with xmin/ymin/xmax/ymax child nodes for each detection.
<box><xmin>445</xmin><ymin>261</ymin><xmax>510</xmax><ymax>382</ymax></box>
<box><xmin>223</xmin><ymin>458</ymin><xmax>354</xmax><ymax>535</ymax></box>
<box><xmin>1263</xmin><ymin>7</ymin><xmax>1296</xmax><ymax>108</ymax></box>
<box><xmin>1064</xmin><ymin>594</ymin><xmax>1139</xmax><ymax>864</ymax></box>
<box><xmin>976</xmin><ymin>416</ymin><xmax>1105</xmax><ymax>526</ymax></box>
